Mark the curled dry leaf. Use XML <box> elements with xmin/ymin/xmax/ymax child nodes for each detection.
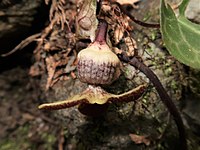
<box><xmin>124</xmin><ymin>37</ymin><xmax>137</xmax><ymax>56</ymax></box>
<box><xmin>113</xmin><ymin>19</ymin><xmax>131</xmax><ymax>45</ymax></box>
<box><xmin>114</xmin><ymin>0</ymin><xmax>140</xmax><ymax>5</ymax></box>
<box><xmin>64</xmin><ymin>56</ymin><xmax>76</xmax><ymax>74</ymax></box>
<box><xmin>112</xmin><ymin>37</ymin><xmax>137</xmax><ymax>57</ymax></box>
<box><xmin>29</xmin><ymin>63</ymin><xmax>42</xmax><ymax>77</ymax></box>
<box><xmin>113</xmin><ymin>47</ymin><xmax>123</xmax><ymax>55</ymax></box>
<box><xmin>45</xmin><ymin>55</ymin><xmax>77</xmax><ymax>89</ymax></box>
<box><xmin>114</xmin><ymin>25</ymin><xmax>124</xmax><ymax>44</ymax></box>
<box><xmin>45</xmin><ymin>56</ymin><xmax>57</xmax><ymax>90</ymax></box>
<box><xmin>101</xmin><ymin>1</ymin><xmax>111</xmax><ymax>12</ymax></box>
<box><xmin>129</xmin><ymin>133</ymin><xmax>151</xmax><ymax>146</ymax></box>
<box><xmin>109</xmin><ymin>4</ymin><xmax>133</xmax><ymax>46</ymax></box>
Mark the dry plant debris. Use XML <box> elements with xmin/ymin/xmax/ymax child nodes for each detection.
<box><xmin>76</xmin><ymin>0</ymin><xmax>98</xmax><ymax>41</ymax></box>
<box><xmin>31</xmin><ymin>0</ymin><xmax>140</xmax><ymax>90</ymax></box>
<box><xmin>30</xmin><ymin>0</ymin><xmax>77</xmax><ymax>90</ymax></box>
<box><xmin>129</xmin><ymin>133</ymin><xmax>151</xmax><ymax>146</ymax></box>
<box><xmin>114</xmin><ymin>0</ymin><xmax>140</xmax><ymax>6</ymax></box>
<box><xmin>2</xmin><ymin>0</ymin><xmax>141</xmax><ymax>90</ymax></box>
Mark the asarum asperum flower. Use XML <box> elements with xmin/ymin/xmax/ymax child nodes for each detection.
<box><xmin>38</xmin><ymin>20</ymin><xmax>147</xmax><ymax>116</ymax></box>
<box><xmin>77</xmin><ymin>21</ymin><xmax>121</xmax><ymax>85</ymax></box>
<box><xmin>38</xmin><ymin>84</ymin><xmax>147</xmax><ymax>116</ymax></box>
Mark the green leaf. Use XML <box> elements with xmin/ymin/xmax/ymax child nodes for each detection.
<box><xmin>160</xmin><ymin>0</ymin><xmax>200</xmax><ymax>69</ymax></box>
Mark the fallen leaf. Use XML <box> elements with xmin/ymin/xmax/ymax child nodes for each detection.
<box><xmin>29</xmin><ymin>63</ymin><xmax>42</xmax><ymax>77</ymax></box>
<box><xmin>129</xmin><ymin>133</ymin><xmax>151</xmax><ymax>146</ymax></box>
<box><xmin>70</xmin><ymin>71</ymin><xmax>77</xmax><ymax>79</ymax></box>
<box><xmin>114</xmin><ymin>25</ymin><xmax>124</xmax><ymax>44</ymax></box>
<box><xmin>45</xmin><ymin>56</ymin><xmax>56</xmax><ymax>90</ymax></box>
<box><xmin>22</xmin><ymin>113</ymin><xmax>35</xmax><ymax>121</ymax></box>
<box><xmin>114</xmin><ymin>0</ymin><xmax>140</xmax><ymax>5</ymax></box>
<box><xmin>113</xmin><ymin>47</ymin><xmax>122</xmax><ymax>54</ymax></box>
<box><xmin>124</xmin><ymin>37</ymin><xmax>137</xmax><ymax>56</ymax></box>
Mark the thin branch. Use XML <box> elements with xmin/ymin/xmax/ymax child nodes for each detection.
<box><xmin>111</xmin><ymin>2</ymin><xmax>160</xmax><ymax>28</ymax></box>
<box><xmin>1</xmin><ymin>33</ymin><xmax>41</xmax><ymax>57</ymax></box>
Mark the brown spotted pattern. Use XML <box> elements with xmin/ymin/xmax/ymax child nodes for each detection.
<box><xmin>77</xmin><ymin>59</ymin><xmax>118</xmax><ymax>85</ymax></box>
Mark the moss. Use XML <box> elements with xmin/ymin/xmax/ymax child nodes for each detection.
<box><xmin>149</xmin><ymin>29</ymin><xmax>158</xmax><ymax>41</ymax></box>
<box><xmin>0</xmin><ymin>141</ymin><xmax>29</xmax><ymax>150</ymax></box>
<box><xmin>0</xmin><ymin>125</ymin><xmax>31</xmax><ymax>150</ymax></box>
<box><xmin>40</xmin><ymin>132</ymin><xmax>57</xmax><ymax>150</ymax></box>
<box><xmin>0</xmin><ymin>123</ymin><xmax>57</xmax><ymax>150</ymax></box>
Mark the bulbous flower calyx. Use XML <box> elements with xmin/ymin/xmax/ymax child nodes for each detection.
<box><xmin>77</xmin><ymin>21</ymin><xmax>121</xmax><ymax>85</ymax></box>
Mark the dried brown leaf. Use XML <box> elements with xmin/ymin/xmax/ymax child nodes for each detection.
<box><xmin>114</xmin><ymin>25</ymin><xmax>124</xmax><ymax>44</ymax></box>
<box><xmin>124</xmin><ymin>37</ymin><xmax>137</xmax><ymax>56</ymax></box>
<box><xmin>113</xmin><ymin>47</ymin><xmax>122</xmax><ymax>55</ymax></box>
<box><xmin>45</xmin><ymin>56</ymin><xmax>57</xmax><ymax>90</ymax></box>
<box><xmin>22</xmin><ymin>113</ymin><xmax>35</xmax><ymax>121</ymax></box>
<box><xmin>70</xmin><ymin>72</ymin><xmax>77</xmax><ymax>79</ymax></box>
<box><xmin>29</xmin><ymin>64</ymin><xmax>42</xmax><ymax>77</ymax></box>
<box><xmin>114</xmin><ymin>0</ymin><xmax>140</xmax><ymax>5</ymax></box>
<box><xmin>129</xmin><ymin>133</ymin><xmax>150</xmax><ymax>146</ymax></box>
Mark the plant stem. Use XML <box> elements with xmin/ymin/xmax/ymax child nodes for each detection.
<box><xmin>95</xmin><ymin>20</ymin><xmax>108</xmax><ymax>44</ymax></box>
<box><xmin>118</xmin><ymin>54</ymin><xmax>187</xmax><ymax>150</ymax></box>
<box><xmin>112</xmin><ymin>1</ymin><xmax>160</xmax><ymax>28</ymax></box>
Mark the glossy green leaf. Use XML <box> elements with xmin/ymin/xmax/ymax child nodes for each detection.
<box><xmin>160</xmin><ymin>0</ymin><xmax>200</xmax><ymax>69</ymax></box>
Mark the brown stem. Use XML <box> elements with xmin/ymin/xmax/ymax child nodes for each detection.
<box><xmin>118</xmin><ymin>54</ymin><xmax>187</xmax><ymax>150</ymax></box>
<box><xmin>95</xmin><ymin>20</ymin><xmax>108</xmax><ymax>44</ymax></box>
<box><xmin>112</xmin><ymin>1</ymin><xmax>160</xmax><ymax>28</ymax></box>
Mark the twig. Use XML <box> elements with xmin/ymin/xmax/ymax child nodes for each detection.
<box><xmin>58</xmin><ymin>128</ymin><xmax>64</xmax><ymax>150</ymax></box>
<box><xmin>1</xmin><ymin>33</ymin><xmax>41</xmax><ymax>57</ymax></box>
<box><xmin>111</xmin><ymin>1</ymin><xmax>160</xmax><ymax>28</ymax></box>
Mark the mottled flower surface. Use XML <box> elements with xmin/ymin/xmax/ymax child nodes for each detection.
<box><xmin>39</xmin><ymin>84</ymin><xmax>147</xmax><ymax>116</ymax></box>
